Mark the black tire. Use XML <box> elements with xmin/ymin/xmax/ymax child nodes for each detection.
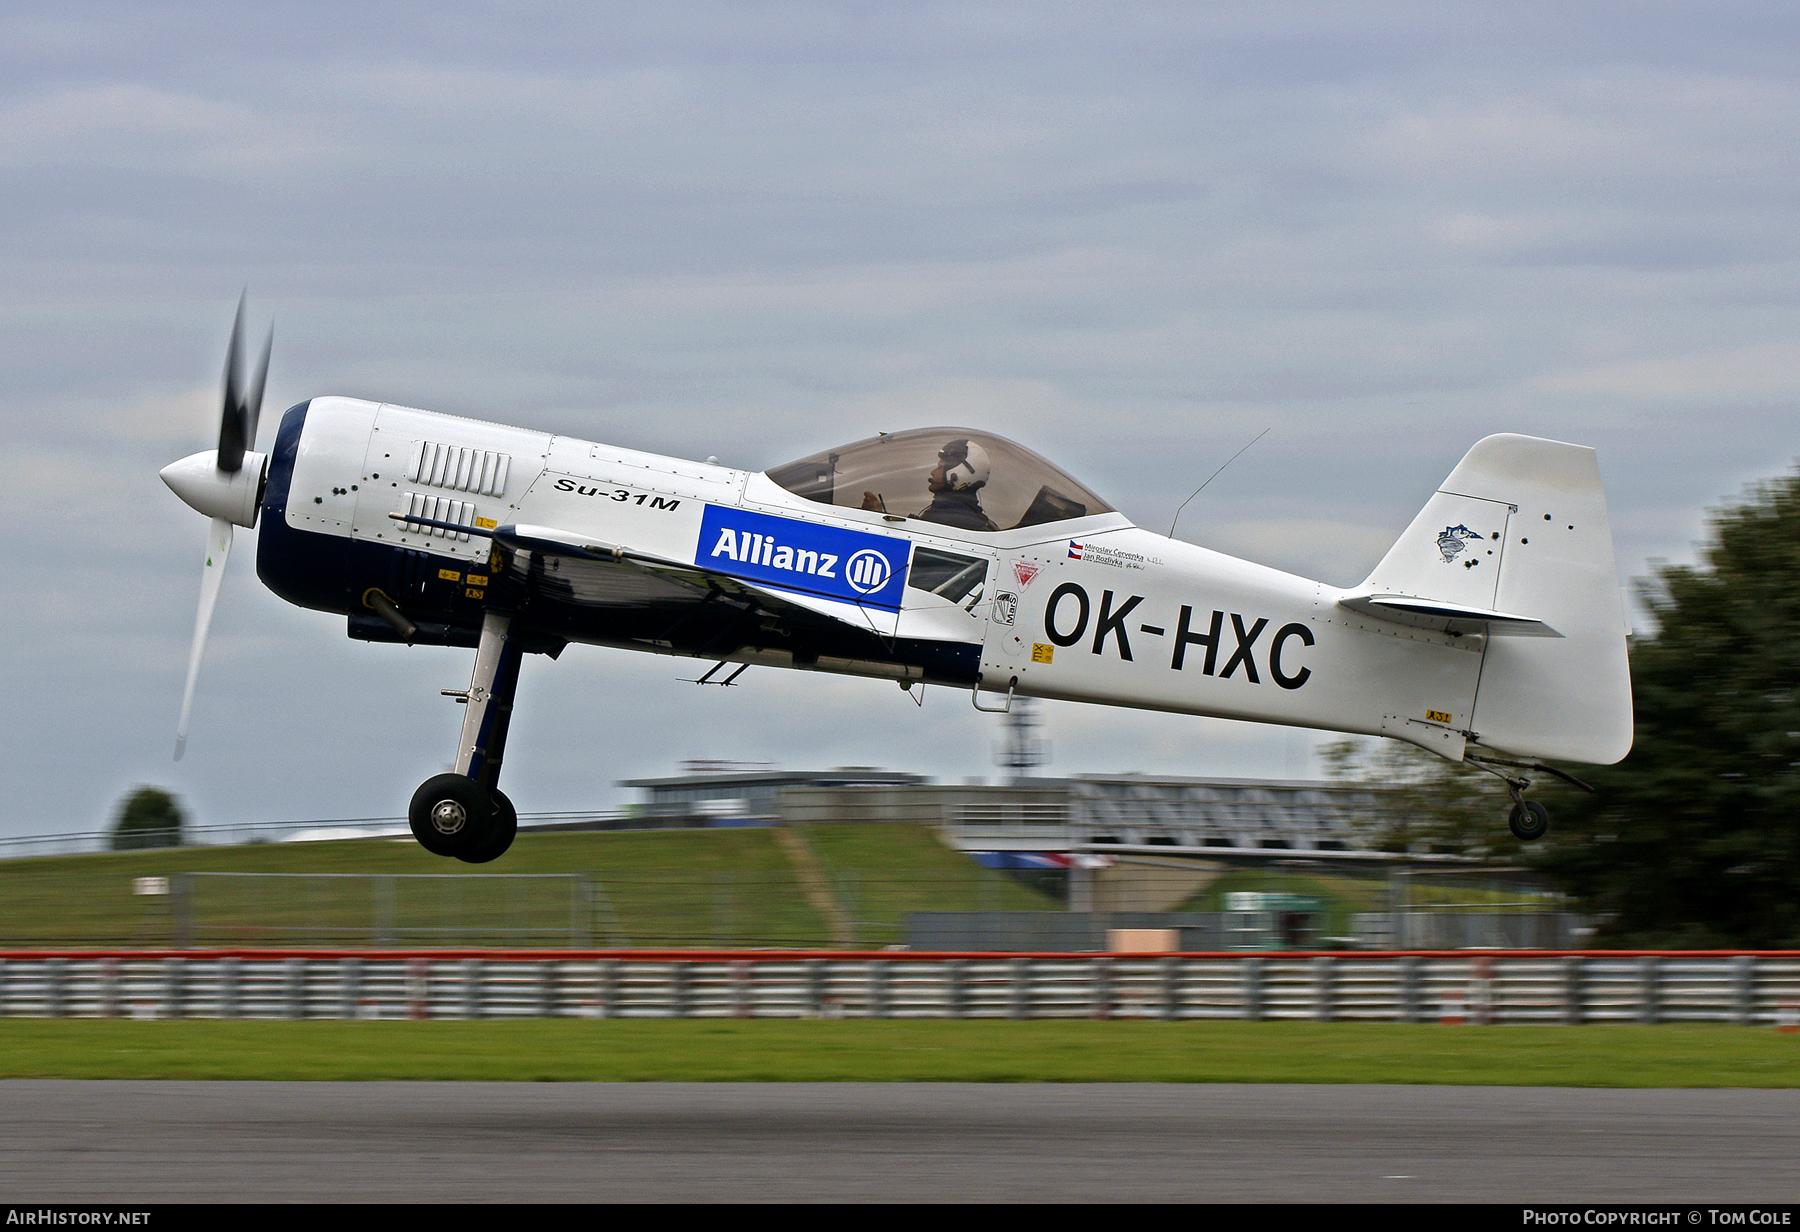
<box><xmin>409</xmin><ymin>773</ymin><xmax>492</xmax><ymax>858</ymax></box>
<box><xmin>457</xmin><ymin>789</ymin><xmax>517</xmax><ymax>864</ymax></box>
<box><xmin>1508</xmin><ymin>800</ymin><xmax>1550</xmax><ymax>842</ymax></box>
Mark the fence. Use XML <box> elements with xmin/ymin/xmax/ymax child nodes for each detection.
<box><xmin>3</xmin><ymin>950</ymin><xmax>1797</xmax><ymax>1024</ymax></box>
<box><xmin>1</xmin><ymin>866</ymin><xmax>1585</xmax><ymax>951</ymax></box>
<box><xmin>0</xmin><ymin>813</ymin><xmax>644</xmax><ymax>861</ymax></box>
<box><xmin>173</xmin><ymin>873</ymin><xmax>600</xmax><ymax>948</ymax></box>
<box><xmin>908</xmin><ymin>911</ymin><xmax>1589</xmax><ymax>951</ymax></box>
<box><xmin>8</xmin><ymin>868</ymin><xmax>1056</xmax><ymax>950</ymax></box>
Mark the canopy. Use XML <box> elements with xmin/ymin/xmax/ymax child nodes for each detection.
<box><xmin>765</xmin><ymin>427</ymin><xmax>1114</xmax><ymax>534</ymax></box>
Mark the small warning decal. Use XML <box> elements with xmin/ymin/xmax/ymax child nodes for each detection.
<box><xmin>1032</xmin><ymin>643</ymin><xmax>1055</xmax><ymax>664</ymax></box>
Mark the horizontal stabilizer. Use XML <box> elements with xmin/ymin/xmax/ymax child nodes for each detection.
<box><xmin>1338</xmin><ymin>592</ymin><xmax>1561</xmax><ymax>638</ymax></box>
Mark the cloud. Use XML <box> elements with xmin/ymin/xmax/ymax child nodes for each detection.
<box><xmin>1526</xmin><ymin>340</ymin><xmax>1800</xmax><ymax>405</ymax></box>
<box><xmin>0</xmin><ymin>83</ymin><xmax>343</xmax><ymax>177</ymax></box>
<box><xmin>4</xmin><ymin>3</ymin><xmax>1800</xmax><ymax>838</ymax></box>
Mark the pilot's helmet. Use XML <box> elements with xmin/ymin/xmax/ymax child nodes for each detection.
<box><xmin>939</xmin><ymin>439</ymin><xmax>991</xmax><ymax>491</ymax></box>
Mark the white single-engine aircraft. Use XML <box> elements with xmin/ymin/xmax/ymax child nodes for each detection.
<box><xmin>162</xmin><ymin>305</ymin><xmax>1632</xmax><ymax>863</ymax></box>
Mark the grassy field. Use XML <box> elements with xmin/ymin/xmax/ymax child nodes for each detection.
<box><xmin>805</xmin><ymin>824</ymin><xmax>1053</xmax><ymax>945</ymax></box>
<box><xmin>1</xmin><ymin>1019</ymin><xmax>1795</xmax><ymax>1085</ymax></box>
<box><xmin>0</xmin><ymin>825</ymin><xmax>1055</xmax><ymax>948</ymax></box>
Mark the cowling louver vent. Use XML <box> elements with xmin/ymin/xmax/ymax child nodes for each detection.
<box><xmin>406</xmin><ymin>440</ymin><xmax>510</xmax><ymax>497</ymax></box>
<box><xmin>403</xmin><ymin>492</ymin><xmax>478</xmax><ymax>542</ymax></box>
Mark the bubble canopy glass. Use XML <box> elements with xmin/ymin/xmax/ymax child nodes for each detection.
<box><xmin>764</xmin><ymin>427</ymin><xmax>1115</xmax><ymax>534</ymax></box>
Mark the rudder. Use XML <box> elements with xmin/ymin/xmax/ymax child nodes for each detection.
<box><xmin>1363</xmin><ymin>434</ymin><xmax>1633</xmax><ymax>765</ymax></box>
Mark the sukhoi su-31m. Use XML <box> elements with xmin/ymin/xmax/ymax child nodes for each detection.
<box><xmin>162</xmin><ymin>306</ymin><xmax>1633</xmax><ymax>862</ymax></box>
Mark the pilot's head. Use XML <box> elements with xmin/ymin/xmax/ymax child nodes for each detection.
<box><xmin>931</xmin><ymin>438</ymin><xmax>991</xmax><ymax>494</ymax></box>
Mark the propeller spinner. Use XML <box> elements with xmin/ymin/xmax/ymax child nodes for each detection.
<box><xmin>160</xmin><ymin>296</ymin><xmax>273</xmax><ymax>759</ymax></box>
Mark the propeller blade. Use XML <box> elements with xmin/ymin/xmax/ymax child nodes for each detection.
<box><xmin>218</xmin><ymin>294</ymin><xmax>249</xmax><ymax>473</ymax></box>
<box><xmin>217</xmin><ymin>293</ymin><xmax>269</xmax><ymax>474</ymax></box>
<box><xmin>245</xmin><ymin>322</ymin><xmax>271</xmax><ymax>462</ymax></box>
<box><xmin>174</xmin><ymin>516</ymin><xmax>233</xmax><ymax>761</ymax></box>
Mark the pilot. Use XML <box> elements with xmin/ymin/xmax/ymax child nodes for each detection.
<box><xmin>863</xmin><ymin>438</ymin><xmax>998</xmax><ymax>531</ymax></box>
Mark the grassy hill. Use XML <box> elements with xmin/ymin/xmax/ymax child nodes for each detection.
<box><xmin>0</xmin><ymin>824</ymin><xmax>1055</xmax><ymax>949</ymax></box>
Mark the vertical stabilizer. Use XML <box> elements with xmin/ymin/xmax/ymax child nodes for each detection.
<box><xmin>1362</xmin><ymin>434</ymin><xmax>1633</xmax><ymax>765</ymax></box>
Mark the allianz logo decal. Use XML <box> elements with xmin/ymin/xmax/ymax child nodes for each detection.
<box><xmin>697</xmin><ymin>505</ymin><xmax>911</xmax><ymax>608</ymax></box>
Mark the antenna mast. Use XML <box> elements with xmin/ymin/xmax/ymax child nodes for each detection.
<box><xmin>995</xmin><ymin>697</ymin><xmax>1051</xmax><ymax>782</ymax></box>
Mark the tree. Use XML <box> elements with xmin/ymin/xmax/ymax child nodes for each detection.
<box><xmin>1322</xmin><ymin>736</ymin><xmax>1524</xmax><ymax>860</ymax></box>
<box><xmin>1532</xmin><ymin>468</ymin><xmax>1800</xmax><ymax>947</ymax></box>
<box><xmin>1324</xmin><ymin>468</ymin><xmax>1800</xmax><ymax>946</ymax></box>
<box><xmin>112</xmin><ymin>787</ymin><xmax>186</xmax><ymax>850</ymax></box>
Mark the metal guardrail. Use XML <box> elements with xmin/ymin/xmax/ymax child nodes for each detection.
<box><xmin>2</xmin><ymin>951</ymin><xmax>1797</xmax><ymax>1024</ymax></box>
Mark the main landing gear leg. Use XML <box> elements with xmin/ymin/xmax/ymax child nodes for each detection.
<box><xmin>409</xmin><ymin>611</ymin><xmax>522</xmax><ymax>863</ymax></box>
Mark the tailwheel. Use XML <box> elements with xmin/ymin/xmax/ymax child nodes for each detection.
<box><xmin>1508</xmin><ymin>799</ymin><xmax>1550</xmax><ymax>842</ymax></box>
<box><xmin>457</xmin><ymin>788</ymin><xmax>517</xmax><ymax>864</ymax></box>
<box><xmin>409</xmin><ymin>773</ymin><xmax>494</xmax><ymax>858</ymax></box>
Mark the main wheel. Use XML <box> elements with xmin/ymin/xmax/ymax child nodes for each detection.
<box><xmin>1508</xmin><ymin>800</ymin><xmax>1550</xmax><ymax>842</ymax></box>
<box><xmin>457</xmin><ymin>788</ymin><xmax>517</xmax><ymax>864</ymax></box>
<box><xmin>409</xmin><ymin>773</ymin><xmax>493</xmax><ymax>857</ymax></box>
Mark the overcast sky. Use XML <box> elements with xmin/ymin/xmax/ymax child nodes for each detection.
<box><xmin>5</xmin><ymin>2</ymin><xmax>1798</xmax><ymax>838</ymax></box>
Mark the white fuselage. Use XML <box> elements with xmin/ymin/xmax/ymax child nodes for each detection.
<box><xmin>269</xmin><ymin>396</ymin><xmax>1625</xmax><ymax>766</ymax></box>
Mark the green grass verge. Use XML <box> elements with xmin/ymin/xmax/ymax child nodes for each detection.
<box><xmin>2</xmin><ymin>1019</ymin><xmax>1796</xmax><ymax>1085</ymax></box>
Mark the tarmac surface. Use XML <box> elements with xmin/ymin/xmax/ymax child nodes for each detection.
<box><xmin>2</xmin><ymin>1081</ymin><xmax>1797</xmax><ymax>1203</ymax></box>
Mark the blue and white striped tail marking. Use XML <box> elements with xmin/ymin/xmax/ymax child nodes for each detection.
<box><xmin>697</xmin><ymin>505</ymin><xmax>911</xmax><ymax>610</ymax></box>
